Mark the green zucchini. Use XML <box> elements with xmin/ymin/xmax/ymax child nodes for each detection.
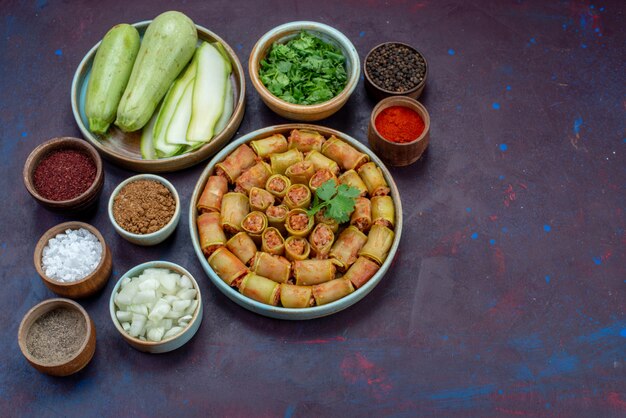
<box><xmin>115</xmin><ymin>11</ymin><xmax>197</xmax><ymax>132</ymax></box>
<box><xmin>85</xmin><ymin>24</ymin><xmax>140</xmax><ymax>134</ymax></box>
<box><xmin>165</xmin><ymin>81</ymin><xmax>194</xmax><ymax>145</ymax></box>
<box><xmin>186</xmin><ymin>42</ymin><xmax>231</xmax><ymax>142</ymax></box>
<box><xmin>140</xmin><ymin>103</ymin><xmax>159</xmax><ymax>159</ymax></box>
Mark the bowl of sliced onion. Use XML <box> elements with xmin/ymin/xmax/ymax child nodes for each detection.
<box><xmin>109</xmin><ymin>261</ymin><xmax>202</xmax><ymax>353</ymax></box>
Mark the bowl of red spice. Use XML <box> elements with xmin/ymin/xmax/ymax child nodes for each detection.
<box><xmin>108</xmin><ymin>174</ymin><xmax>180</xmax><ymax>246</ymax></box>
<box><xmin>368</xmin><ymin>96</ymin><xmax>430</xmax><ymax>167</ymax></box>
<box><xmin>23</xmin><ymin>137</ymin><xmax>104</xmax><ymax>212</ymax></box>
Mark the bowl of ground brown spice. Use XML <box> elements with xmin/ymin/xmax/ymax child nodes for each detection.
<box><xmin>108</xmin><ymin>174</ymin><xmax>180</xmax><ymax>246</ymax></box>
<box><xmin>18</xmin><ymin>298</ymin><xmax>96</xmax><ymax>376</ymax></box>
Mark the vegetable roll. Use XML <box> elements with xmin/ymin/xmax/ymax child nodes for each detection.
<box><xmin>265</xmin><ymin>174</ymin><xmax>291</xmax><ymax>199</ymax></box>
<box><xmin>338</xmin><ymin>170</ymin><xmax>368</xmax><ymax>197</ymax></box>
<box><xmin>329</xmin><ymin>226</ymin><xmax>368</xmax><ymax>271</ymax></box>
<box><xmin>226</xmin><ymin>232</ymin><xmax>257</xmax><ymax>265</ymax></box>
<box><xmin>197</xmin><ymin>212</ymin><xmax>227</xmax><ymax>256</ymax></box>
<box><xmin>279</xmin><ymin>283</ymin><xmax>314</xmax><ymax>308</ymax></box>
<box><xmin>293</xmin><ymin>259</ymin><xmax>337</xmax><ymax>286</ymax></box>
<box><xmin>266</xmin><ymin>204</ymin><xmax>289</xmax><ymax>234</ymax></box>
<box><xmin>197</xmin><ymin>175</ymin><xmax>228</xmax><ymax>213</ymax></box>
<box><xmin>314</xmin><ymin>208</ymin><xmax>339</xmax><ymax>233</ymax></box>
<box><xmin>249</xmin><ymin>187</ymin><xmax>275</xmax><ymax>212</ymax></box>
<box><xmin>285</xmin><ymin>161</ymin><xmax>315</xmax><ymax>185</ymax></box>
<box><xmin>208</xmin><ymin>247</ymin><xmax>249</xmax><ymax>287</ymax></box>
<box><xmin>358</xmin><ymin>224</ymin><xmax>395</xmax><ymax>265</ymax></box>
<box><xmin>288</xmin><ymin>129</ymin><xmax>326</xmax><ymax>152</ymax></box>
<box><xmin>305</xmin><ymin>150</ymin><xmax>340</xmax><ymax>175</ymax></box>
<box><xmin>251</xmin><ymin>252</ymin><xmax>291</xmax><ymax>284</ymax></box>
<box><xmin>270</xmin><ymin>148</ymin><xmax>303</xmax><ymax>175</ymax></box>
<box><xmin>235</xmin><ymin>161</ymin><xmax>273</xmax><ymax>195</ymax></box>
<box><xmin>238</xmin><ymin>273</ymin><xmax>280</xmax><ymax>306</ymax></box>
<box><xmin>312</xmin><ymin>278</ymin><xmax>354</xmax><ymax>306</ymax></box>
<box><xmin>261</xmin><ymin>227</ymin><xmax>285</xmax><ymax>256</ymax></box>
<box><xmin>284</xmin><ymin>236</ymin><xmax>311</xmax><ymax>261</ymax></box>
<box><xmin>220</xmin><ymin>192</ymin><xmax>249</xmax><ymax>234</ymax></box>
<box><xmin>321</xmin><ymin>135</ymin><xmax>369</xmax><ymax>170</ymax></box>
<box><xmin>250</xmin><ymin>133</ymin><xmax>288</xmax><ymax>158</ymax></box>
<box><xmin>241</xmin><ymin>211</ymin><xmax>268</xmax><ymax>243</ymax></box>
<box><xmin>283</xmin><ymin>184</ymin><xmax>312</xmax><ymax>210</ymax></box>
<box><xmin>371</xmin><ymin>195</ymin><xmax>395</xmax><ymax>228</ymax></box>
<box><xmin>215</xmin><ymin>143</ymin><xmax>257</xmax><ymax>183</ymax></box>
<box><xmin>308</xmin><ymin>223</ymin><xmax>334</xmax><ymax>259</ymax></box>
<box><xmin>350</xmin><ymin>197</ymin><xmax>372</xmax><ymax>232</ymax></box>
<box><xmin>309</xmin><ymin>169</ymin><xmax>337</xmax><ymax>192</ymax></box>
<box><xmin>357</xmin><ymin>162</ymin><xmax>390</xmax><ymax>196</ymax></box>
<box><xmin>342</xmin><ymin>256</ymin><xmax>379</xmax><ymax>289</ymax></box>
<box><xmin>285</xmin><ymin>209</ymin><xmax>314</xmax><ymax>238</ymax></box>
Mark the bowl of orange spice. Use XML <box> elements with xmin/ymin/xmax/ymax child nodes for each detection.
<box><xmin>367</xmin><ymin>96</ymin><xmax>430</xmax><ymax>167</ymax></box>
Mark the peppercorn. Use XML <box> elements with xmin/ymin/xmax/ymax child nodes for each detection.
<box><xmin>366</xmin><ymin>43</ymin><xmax>426</xmax><ymax>93</ymax></box>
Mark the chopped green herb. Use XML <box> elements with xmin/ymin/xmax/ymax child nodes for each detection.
<box><xmin>259</xmin><ymin>31</ymin><xmax>348</xmax><ymax>105</ymax></box>
<box><xmin>306</xmin><ymin>180</ymin><xmax>360</xmax><ymax>223</ymax></box>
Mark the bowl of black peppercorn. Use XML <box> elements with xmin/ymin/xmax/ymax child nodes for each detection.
<box><xmin>364</xmin><ymin>42</ymin><xmax>428</xmax><ymax>101</ymax></box>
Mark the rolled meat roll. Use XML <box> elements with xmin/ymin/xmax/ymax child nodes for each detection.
<box><xmin>226</xmin><ymin>232</ymin><xmax>257</xmax><ymax>265</ymax></box>
<box><xmin>358</xmin><ymin>224</ymin><xmax>394</xmax><ymax>265</ymax></box>
<box><xmin>309</xmin><ymin>169</ymin><xmax>337</xmax><ymax>193</ymax></box>
<box><xmin>250</xmin><ymin>133</ymin><xmax>288</xmax><ymax>158</ymax></box>
<box><xmin>357</xmin><ymin>162</ymin><xmax>390</xmax><ymax>196</ymax></box>
<box><xmin>208</xmin><ymin>247</ymin><xmax>249</xmax><ymax>287</ymax></box>
<box><xmin>293</xmin><ymin>259</ymin><xmax>337</xmax><ymax>286</ymax></box>
<box><xmin>241</xmin><ymin>211</ymin><xmax>268</xmax><ymax>243</ymax></box>
<box><xmin>215</xmin><ymin>144</ymin><xmax>257</xmax><ymax>183</ymax></box>
<box><xmin>285</xmin><ymin>161</ymin><xmax>315</xmax><ymax>185</ymax></box>
<box><xmin>251</xmin><ymin>252</ymin><xmax>291</xmax><ymax>284</ymax></box>
<box><xmin>308</xmin><ymin>223</ymin><xmax>334</xmax><ymax>259</ymax></box>
<box><xmin>350</xmin><ymin>197</ymin><xmax>372</xmax><ymax>232</ymax></box>
<box><xmin>279</xmin><ymin>283</ymin><xmax>314</xmax><ymax>308</ymax></box>
<box><xmin>283</xmin><ymin>184</ymin><xmax>312</xmax><ymax>210</ymax></box>
<box><xmin>266</xmin><ymin>204</ymin><xmax>289</xmax><ymax>234</ymax></box>
<box><xmin>261</xmin><ymin>227</ymin><xmax>285</xmax><ymax>256</ymax></box>
<box><xmin>342</xmin><ymin>256</ymin><xmax>379</xmax><ymax>289</ymax></box>
<box><xmin>284</xmin><ymin>236</ymin><xmax>311</xmax><ymax>262</ymax></box>
<box><xmin>238</xmin><ymin>273</ymin><xmax>280</xmax><ymax>306</ymax></box>
<box><xmin>265</xmin><ymin>174</ymin><xmax>291</xmax><ymax>199</ymax></box>
<box><xmin>220</xmin><ymin>192</ymin><xmax>249</xmax><ymax>234</ymax></box>
<box><xmin>314</xmin><ymin>209</ymin><xmax>339</xmax><ymax>233</ymax></box>
<box><xmin>197</xmin><ymin>212</ymin><xmax>227</xmax><ymax>256</ymax></box>
<box><xmin>338</xmin><ymin>170</ymin><xmax>368</xmax><ymax>197</ymax></box>
<box><xmin>305</xmin><ymin>150</ymin><xmax>340</xmax><ymax>175</ymax></box>
<box><xmin>321</xmin><ymin>135</ymin><xmax>369</xmax><ymax>170</ymax></box>
<box><xmin>197</xmin><ymin>175</ymin><xmax>228</xmax><ymax>213</ymax></box>
<box><xmin>249</xmin><ymin>187</ymin><xmax>275</xmax><ymax>212</ymax></box>
<box><xmin>270</xmin><ymin>148</ymin><xmax>303</xmax><ymax>175</ymax></box>
<box><xmin>285</xmin><ymin>209</ymin><xmax>314</xmax><ymax>238</ymax></box>
<box><xmin>329</xmin><ymin>226</ymin><xmax>368</xmax><ymax>271</ymax></box>
<box><xmin>371</xmin><ymin>195</ymin><xmax>395</xmax><ymax>228</ymax></box>
<box><xmin>288</xmin><ymin>129</ymin><xmax>326</xmax><ymax>152</ymax></box>
<box><xmin>234</xmin><ymin>161</ymin><xmax>273</xmax><ymax>195</ymax></box>
<box><xmin>312</xmin><ymin>278</ymin><xmax>354</xmax><ymax>306</ymax></box>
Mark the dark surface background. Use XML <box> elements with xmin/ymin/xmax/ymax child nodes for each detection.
<box><xmin>1</xmin><ymin>0</ymin><xmax>624</xmax><ymax>417</ymax></box>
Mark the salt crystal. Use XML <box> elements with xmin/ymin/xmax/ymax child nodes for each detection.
<box><xmin>41</xmin><ymin>228</ymin><xmax>102</xmax><ymax>282</ymax></box>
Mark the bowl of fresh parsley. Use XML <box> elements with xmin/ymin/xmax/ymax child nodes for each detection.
<box><xmin>249</xmin><ymin>21</ymin><xmax>360</xmax><ymax>121</ymax></box>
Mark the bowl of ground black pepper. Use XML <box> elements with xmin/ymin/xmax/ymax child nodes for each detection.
<box><xmin>23</xmin><ymin>137</ymin><xmax>104</xmax><ymax>212</ymax></box>
<box><xmin>364</xmin><ymin>42</ymin><xmax>428</xmax><ymax>101</ymax></box>
<box><xmin>108</xmin><ymin>174</ymin><xmax>180</xmax><ymax>246</ymax></box>
<box><xmin>18</xmin><ymin>298</ymin><xmax>96</xmax><ymax>376</ymax></box>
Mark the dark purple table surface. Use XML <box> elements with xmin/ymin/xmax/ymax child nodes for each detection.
<box><xmin>1</xmin><ymin>1</ymin><xmax>624</xmax><ymax>417</ymax></box>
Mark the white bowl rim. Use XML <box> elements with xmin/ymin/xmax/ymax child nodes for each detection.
<box><xmin>108</xmin><ymin>174</ymin><xmax>181</xmax><ymax>240</ymax></box>
<box><xmin>188</xmin><ymin>124</ymin><xmax>403</xmax><ymax>320</ymax></box>
<box><xmin>108</xmin><ymin>260</ymin><xmax>202</xmax><ymax>346</ymax></box>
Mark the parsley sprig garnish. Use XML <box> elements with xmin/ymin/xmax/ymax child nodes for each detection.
<box><xmin>306</xmin><ymin>180</ymin><xmax>360</xmax><ymax>223</ymax></box>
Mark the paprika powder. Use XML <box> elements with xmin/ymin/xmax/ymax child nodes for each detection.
<box><xmin>33</xmin><ymin>149</ymin><xmax>96</xmax><ymax>201</ymax></box>
<box><xmin>374</xmin><ymin>106</ymin><xmax>425</xmax><ymax>143</ymax></box>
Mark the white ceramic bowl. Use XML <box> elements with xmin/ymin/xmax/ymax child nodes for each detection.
<box><xmin>109</xmin><ymin>261</ymin><xmax>203</xmax><ymax>353</ymax></box>
<box><xmin>108</xmin><ymin>174</ymin><xmax>181</xmax><ymax>246</ymax></box>
<box><xmin>189</xmin><ymin>124</ymin><xmax>403</xmax><ymax>320</ymax></box>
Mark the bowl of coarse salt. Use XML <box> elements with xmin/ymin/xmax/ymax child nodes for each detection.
<box><xmin>34</xmin><ymin>221</ymin><xmax>112</xmax><ymax>299</ymax></box>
